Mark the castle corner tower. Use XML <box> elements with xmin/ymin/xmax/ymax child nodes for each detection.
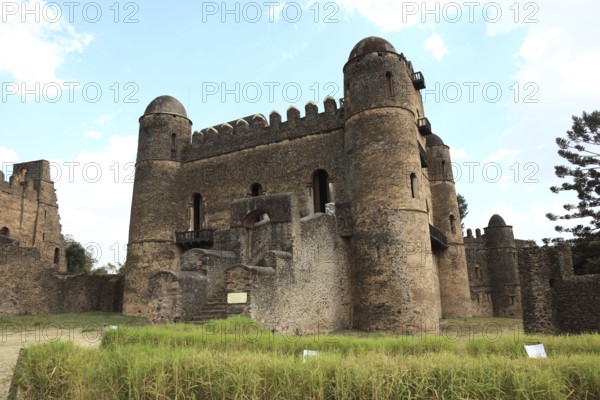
<box><xmin>123</xmin><ymin>95</ymin><xmax>192</xmax><ymax>316</ymax></box>
<box><xmin>343</xmin><ymin>37</ymin><xmax>442</xmax><ymax>333</ymax></box>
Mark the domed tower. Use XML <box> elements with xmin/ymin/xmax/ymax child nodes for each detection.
<box><xmin>123</xmin><ymin>95</ymin><xmax>192</xmax><ymax>317</ymax></box>
<box><xmin>426</xmin><ymin>133</ymin><xmax>472</xmax><ymax>318</ymax></box>
<box><xmin>484</xmin><ymin>214</ymin><xmax>521</xmax><ymax>317</ymax></box>
<box><xmin>343</xmin><ymin>37</ymin><xmax>441</xmax><ymax>333</ymax></box>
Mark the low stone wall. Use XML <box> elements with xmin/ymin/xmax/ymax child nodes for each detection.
<box><xmin>0</xmin><ymin>243</ymin><xmax>124</xmax><ymax>316</ymax></box>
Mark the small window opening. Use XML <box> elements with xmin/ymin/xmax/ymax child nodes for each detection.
<box><xmin>449</xmin><ymin>215</ymin><xmax>456</xmax><ymax>234</ymax></box>
<box><xmin>0</xmin><ymin>227</ymin><xmax>9</xmax><ymax>237</ymax></box>
<box><xmin>312</xmin><ymin>169</ymin><xmax>330</xmax><ymax>213</ymax></box>
<box><xmin>171</xmin><ymin>133</ymin><xmax>177</xmax><ymax>158</ymax></box>
<box><xmin>250</xmin><ymin>183</ymin><xmax>263</xmax><ymax>197</ymax></box>
<box><xmin>410</xmin><ymin>173</ymin><xmax>418</xmax><ymax>198</ymax></box>
<box><xmin>53</xmin><ymin>248</ymin><xmax>60</xmax><ymax>265</ymax></box>
<box><xmin>385</xmin><ymin>72</ymin><xmax>394</xmax><ymax>97</ymax></box>
<box><xmin>475</xmin><ymin>264</ymin><xmax>482</xmax><ymax>280</ymax></box>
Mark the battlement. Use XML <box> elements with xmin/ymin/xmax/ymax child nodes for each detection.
<box><xmin>0</xmin><ymin>160</ymin><xmax>51</xmax><ymax>195</ymax></box>
<box><xmin>184</xmin><ymin>97</ymin><xmax>344</xmax><ymax>160</ymax></box>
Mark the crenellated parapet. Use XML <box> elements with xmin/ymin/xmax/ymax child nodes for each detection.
<box><xmin>185</xmin><ymin>97</ymin><xmax>344</xmax><ymax>160</ymax></box>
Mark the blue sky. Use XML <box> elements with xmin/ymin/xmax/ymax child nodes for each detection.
<box><xmin>1</xmin><ymin>0</ymin><xmax>599</xmax><ymax>268</ymax></box>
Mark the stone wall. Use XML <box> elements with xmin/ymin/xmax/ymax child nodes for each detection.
<box><xmin>519</xmin><ymin>244</ymin><xmax>600</xmax><ymax>334</ymax></box>
<box><xmin>0</xmin><ymin>242</ymin><xmax>123</xmax><ymax>315</ymax></box>
<box><xmin>244</xmin><ymin>212</ymin><xmax>353</xmax><ymax>335</ymax></box>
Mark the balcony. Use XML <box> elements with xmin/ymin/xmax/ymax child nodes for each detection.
<box><xmin>429</xmin><ymin>224</ymin><xmax>448</xmax><ymax>250</ymax></box>
<box><xmin>412</xmin><ymin>71</ymin><xmax>426</xmax><ymax>90</ymax></box>
<box><xmin>175</xmin><ymin>229</ymin><xmax>214</xmax><ymax>245</ymax></box>
<box><xmin>417</xmin><ymin>118</ymin><xmax>432</xmax><ymax>136</ymax></box>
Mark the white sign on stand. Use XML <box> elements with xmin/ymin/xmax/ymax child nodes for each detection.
<box><xmin>524</xmin><ymin>343</ymin><xmax>547</xmax><ymax>358</ymax></box>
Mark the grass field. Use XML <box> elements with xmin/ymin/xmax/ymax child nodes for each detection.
<box><xmin>9</xmin><ymin>315</ymin><xmax>600</xmax><ymax>399</ymax></box>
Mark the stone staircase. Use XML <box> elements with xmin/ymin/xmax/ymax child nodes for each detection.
<box><xmin>190</xmin><ymin>290</ymin><xmax>229</xmax><ymax>324</ymax></box>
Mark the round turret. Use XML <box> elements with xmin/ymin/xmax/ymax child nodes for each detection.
<box><xmin>143</xmin><ymin>95</ymin><xmax>188</xmax><ymax>119</ymax></box>
<box><xmin>488</xmin><ymin>214</ymin><xmax>507</xmax><ymax>227</ymax></box>
<box><xmin>484</xmin><ymin>214</ymin><xmax>520</xmax><ymax>317</ymax></box>
<box><xmin>137</xmin><ymin>95</ymin><xmax>192</xmax><ymax>162</ymax></box>
<box><xmin>348</xmin><ymin>36</ymin><xmax>398</xmax><ymax>61</ymax></box>
<box><xmin>343</xmin><ymin>37</ymin><xmax>442</xmax><ymax>332</ymax></box>
<box><xmin>343</xmin><ymin>37</ymin><xmax>419</xmax><ymax>117</ymax></box>
<box><xmin>426</xmin><ymin>133</ymin><xmax>445</xmax><ymax>147</ymax></box>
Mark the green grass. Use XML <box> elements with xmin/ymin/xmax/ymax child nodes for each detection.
<box><xmin>0</xmin><ymin>311</ymin><xmax>149</xmax><ymax>329</ymax></box>
<box><xmin>12</xmin><ymin>316</ymin><xmax>600</xmax><ymax>399</ymax></box>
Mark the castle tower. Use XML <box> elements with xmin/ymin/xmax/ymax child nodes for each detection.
<box><xmin>426</xmin><ymin>134</ymin><xmax>472</xmax><ymax>318</ymax></box>
<box><xmin>484</xmin><ymin>214</ymin><xmax>521</xmax><ymax>317</ymax></box>
<box><xmin>343</xmin><ymin>37</ymin><xmax>441</xmax><ymax>333</ymax></box>
<box><xmin>123</xmin><ymin>95</ymin><xmax>192</xmax><ymax>316</ymax></box>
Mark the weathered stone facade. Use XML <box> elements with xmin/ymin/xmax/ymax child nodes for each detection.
<box><xmin>125</xmin><ymin>37</ymin><xmax>474</xmax><ymax>334</ymax></box>
<box><xmin>519</xmin><ymin>244</ymin><xmax>600</xmax><ymax>334</ymax></box>
<box><xmin>0</xmin><ymin>160</ymin><xmax>124</xmax><ymax>315</ymax></box>
<box><xmin>0</xmin><ymin>160</ymin><xmax>66</xmax><ymax>271</ymax></box>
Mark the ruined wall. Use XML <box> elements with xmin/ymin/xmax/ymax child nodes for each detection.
<box><xmin>519</xmin><ymin>245</ymin><xmax>600</xmax><ymax>334</ymax></box>
<box><xmin>0</xmin><ymin>161</ymin><xmax>65</xmax><ymax>271</ymax></box>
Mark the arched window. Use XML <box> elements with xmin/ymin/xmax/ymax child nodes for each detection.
<box><xmin>250</xmin><ymin>183</ymin><xmax>263</xmax><ymax>197</ymax></box>
<box><xmin>410</xmin><ymin>173</ymin><xmax>418</xmax><ymax>198</ymax></box>
<box><xmin>449</xmin><ymin>214</ymin><xmax>456</xmax><ymax>234</ymax></box>
<box><xmin>190</xmin><ymin>193</ymin><xmax>204</xmax><ymax>231</ymax></box>
<box><xmin>386</xmin><ymin>72</ymin><xmax>394</xmax><ymax>97</ymax></box>
<box><xmin>54</xmin><ymin>248</ymin><xmax>60</xmax><ymax>265</ymax></box>
<box><xmin>475</xmin><ymin>263</ymin><xmax>482</xmax><ymax>280</ymax></box>
<box><xmin>0</xmin><ymin>227</ymin><xmax>9</xmax><ymax>237</ymax></box>
<box><xmin>312</xmin><ymin>169</ymin><xmax>330</xmax><ymax>213</ymax></box>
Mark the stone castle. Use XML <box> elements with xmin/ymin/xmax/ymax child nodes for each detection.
<box><xmin>122</xmin><ymin>36</ymin><xmax>528</xmax><ymax>334</ymax></box>
<box><xmin>2</xmin><ymin>37</ymin><xmax>599</xmax><ymax>335</ymax></box>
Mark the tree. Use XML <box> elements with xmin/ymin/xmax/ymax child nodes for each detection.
<box><xmin>546</xmin><ymin>111</ymin><xmax>600</xmax><ymax>274</ymax></box>
<box><xmin>64</xmin><ymin>236</ymin><xmax>96</xmax><ymax>274</ymax></box>
<box><xmin>92</xmin><ymin>262</ymin><xmax>122</xmax><ymax>275</ymax></box>
<box><xmin>457</xmin><ymin>193</ymin><xmax>469</xmax><ymax>229</ymax></box>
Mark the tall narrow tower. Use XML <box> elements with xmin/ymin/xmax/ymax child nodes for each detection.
<box><xmin>123</xmin><ymin>95</ymin><xmax>192</xmax><ymax>316</ymax></box>
<box><xmin>343</xmin><ymin>37</ymin><xmax>441</xmax><ymax>333</ymax></box>
<box><xmin>427</xmin><ymin>134</ymin><xmax>472</xmax><ymax>318</ymax></box>
<box><xmin>485</xmin><ymin>214</ymin><xmax>521</xmax><ymax>317</ymax></box>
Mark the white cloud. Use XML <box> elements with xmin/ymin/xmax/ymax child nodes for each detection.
<box><xmin>94</xmin><ymin>111</ymin><xmax>120</xmax><ymax>126</ymax></box>
<box><xmin>0</xmin><ymin>147</ymin><xmax>19</xmax><ymax>166</ymax></box>
<box><xmin>84</xmin><ymin>130</ymin><xmax>103</xmax><ymax>139</ymax></box>
<box><xmin>52</xmin><ymin>135</ymin><xmax>137</xmax><ymax>267</ymax></box>
<box><xmin>335</xmin><ymin>0</ymin><xmax>419</xmax><ymax>31</ymax></box>
<box><xmin>423</xmin><ymin>33</ymin><xmax>448</xmax><ymax>61</ymax></box>
<box><xmin>0</xmin><ymin>147</ymin><xmax>19</xmax><ymax>181</ymax></box>
<box><xmin>450</xmin><ymin>147</ymin><xmax>467</xmax><ymax>159</ymax></box>
<box><xmin>0</xmin><ymin>0</ymin><xmax>93</xmax><ymax>85</ymax></box>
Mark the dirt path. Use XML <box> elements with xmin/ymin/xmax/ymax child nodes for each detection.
<box><xmin>0</xmin><ymin>327</ymin><xmax>103</xmax><ymax>399</ymax></box>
